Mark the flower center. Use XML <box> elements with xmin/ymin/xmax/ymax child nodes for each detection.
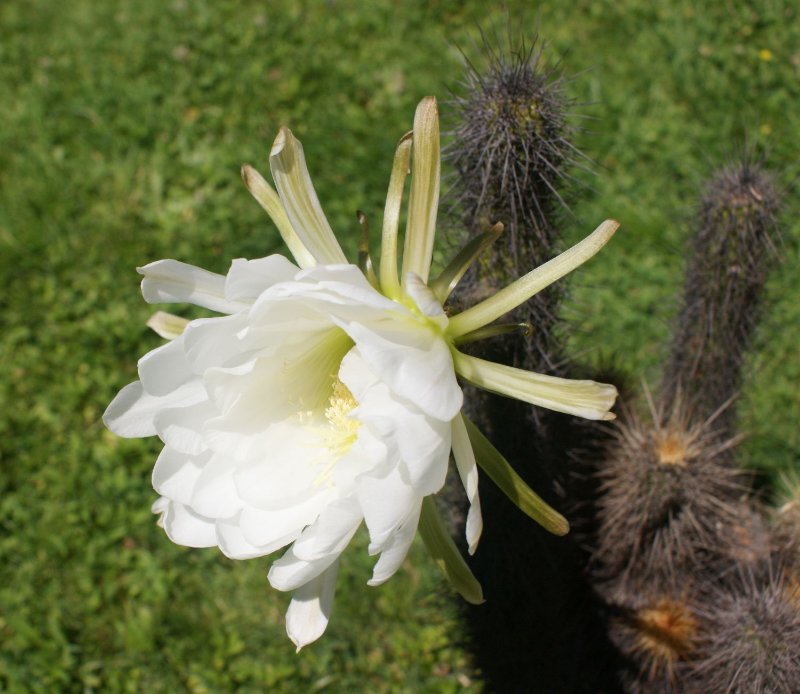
<box><xmin>323</xmin><ymin>379</ymin><xmax>360</xmax><ymax>458</ymax></box>
<box><xmin>313</xmin><ymin>379</ymin><xmax>360</xmax><ymax>486</ymax></box>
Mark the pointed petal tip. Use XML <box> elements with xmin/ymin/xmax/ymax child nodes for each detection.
<box><xmin>600</xmin><ymin>218</ymin><xmax>620</xmax><ymax>238</ymax></box>
<box><xmin>418</xmin><ymin>95</ymin><xmax>438</xmax><ymax>113</ymax></box>
<box><xmin>271</xmin><ymin>127</ymin><xmax>291</xmax><ymax>158</ymax></box>
<box><xmin>552</xmin><ymin>516</ymin><xmax>570</xmax><ymax>536</ymax></box>
<box><xmin>240</xmin><ymin>163</ymin><xmax>269</xmax><ymax>194</ymax></box>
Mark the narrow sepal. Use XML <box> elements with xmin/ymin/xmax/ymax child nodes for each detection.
<box><xmin>453</xmin><ymin>350</ymin><xmax>617</xmax><ymax>421</ymax></box>
<box><xmin>418</xmin><ymin>496</ymin><xmax>484</xmax><ymax>604</ymax></box>
<box><xmin>270</xmin><ymin>127</ymin><xmax>348</xmax><ymax>265</ymax></box>
<box><xmin>401</xmin><ymin>97</ymin><xmax>440</xmax><ymax>284</ymax></box>
<box><xmin>147</xmin><ymin>311</ymin><xmax>189</xmax><ymax>340</ymax></box>
<box><xmin>462</xmin><ymin>415</ymin><xmax>569</xmax><ymax>536</ymax></box>
<box><xmin>429</xmin><ymin>222</ymin><xmax>504</xmax><ymax>302</ymax></box>
<box><xmin>448</xmin><ymin>219</ymin><xmax>618</xmax><ymax>337</ymax></box>
<box><xmin>380</xmin><ymin>132</ymin><xmax>412</xmax><ymax>299</ymax></box>
<box><xmin>451</xmin><ymin>349</ymin><xmax>617</xmax><ymax>420</ymax></box>
<box><xmin>356</xmin><ymin>210</ymin><xmax>379</xmax><ymax>289</ymax></box>
<box><xmin>453</xmin><ymin>322</ymin><xmax>531</xmax><ymax>347</ymax></box>
<box><xmin>240</xmin><ymin>164</ymin><xmax>316</xmax><ymax>269</ymax></box>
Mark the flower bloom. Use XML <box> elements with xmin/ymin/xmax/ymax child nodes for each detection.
<box><xmin>104</xmin><ymin>97</ymin><xmax>618</xmax><ymax>649</ymax></box>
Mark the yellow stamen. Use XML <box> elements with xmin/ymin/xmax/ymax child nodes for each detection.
<box><xmin>313</xmin><ymin>379</ymin><xmax>360</xmax><ymax>486</ymax></box>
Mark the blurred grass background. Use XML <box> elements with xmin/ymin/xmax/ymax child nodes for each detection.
<box><xmin>1</xmin><ymin>0</ymin><xmax>798</xmax><ymax>690</ymax></box>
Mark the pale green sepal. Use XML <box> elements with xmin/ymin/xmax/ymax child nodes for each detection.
<box><xmin>269</xmin><ymin>128</ymin><xmax>348</xmax><ymax>266</ymax></box>
<box><xmin>418</xmin><ymin>496</ymin><xmax>484</xmax><ymax>605</ymax></box>
<box><xmin>401</xmin><ymin>97</ymin><xmax>440</xmax><ymax>284</ymax></box>
<box><xmin>462</xmin><ymin>415</ymin><xmax>570</xmax><ymax>536</ymax></box>
<box><xmin>146</xmin><ymin>311</ymin><xmax>189</xmax><ymax>340</ymax></box>
<box><xmin>380</xmin><ymin>132</ymin><xmax>412</xmax><ymax>300</ymax></box>
<box><xmin>429</xmin><ymin>222</ymin><xmax>504</xmax><ymax>303</ymax></box>
<box><xmin>453</xmin><ymin>350</ymin><xmax>618</xmax><ymax>421</ymax></box>
<box><xmin>240</xmin><ymin>164</ymin><xmax>316</xmax><ymax>269</ymax></box>
<box><xmin>453</xmin><ymin>322</ymin><xmax>531</xmax><ymax>347</ymax></box>
<box><xmin>448</xmin><ymin>219</ymin><xmax>619</xmax><ymax>337</ymax></box>
<box><xmin>356</xmin><ymin>211</ymin><xmax>379</xmax><ymax>290</ymax></box>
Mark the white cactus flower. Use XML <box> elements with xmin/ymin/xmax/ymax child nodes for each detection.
<box><xmin>104</xmin><ymin>96</ymin><xmax>618</xmax><ymax>650</ymax></box>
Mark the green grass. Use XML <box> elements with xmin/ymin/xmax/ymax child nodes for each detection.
<box><xmin>1</xmin><ymin>0</ymin><xmax>798</xmax><ymax>690</ymax></box>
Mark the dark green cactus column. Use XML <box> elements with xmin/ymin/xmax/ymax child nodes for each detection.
<box><xmin>445</xmin><ymin>31</ymin><xmax>623</xmax><ymax>691</ymax></box>
<box><xmin>591</xmin><ymin>156</ymin><xmax>798</xmax><ymax>690</ymax></box>
<box><xmin>661</xmin><ymin>158</ymin><xmax>782</xmax><ymax>433</ymax></box>
<box><xmin>448</xmin><ymin>31</ymin><xmax>581</xmax><ymax>380</ymax></box>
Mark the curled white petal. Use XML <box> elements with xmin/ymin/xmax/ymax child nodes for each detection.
<box><xmin>103</xmin><ymin>380</ymin><xmax>206</xmax><ymax>438</ymax></box>
<box><xmin>138</xmin><ymin>259</ymin><xmax>249</xmax><ymax>314</ymax></box>
<box><xmin>286</xmin><ymin>561</ymin><xmax>340</xmax><ymax>651</ymax></box>
<box><xmin>159</xmin><ymin>501</ymin><xmax>218</xmax><ymax>548</ymax></box>
<box><xmin>451</xmin><ymin>414</ymin><xmax>483</xmax><ymax>555</ymax></box>
<box><xmin>268</xmin><ymin>512</ymin><xmax>360</xmax><ymax>592</ymax></box>
<box><xmin>367</xmin><ymin>500</ymin><xmax>421</xmax><ymax>586</ymax></box>
<box><xmin>224</xmin><ymin>255</ymin><xmax>300</xmax><ymax>302</ymax></box>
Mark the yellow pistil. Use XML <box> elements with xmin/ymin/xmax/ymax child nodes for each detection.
<box><xmin>324</xmin><ymin>380</ymin><xmax>360</xmax><ymax>457</ymax></box>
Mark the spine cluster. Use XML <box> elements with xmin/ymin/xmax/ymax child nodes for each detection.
<box><xmin>446</xmin><ymin>28</ymin><xmax>798</xmax><ymax>693</ymax></box>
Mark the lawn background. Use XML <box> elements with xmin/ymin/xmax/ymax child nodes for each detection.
<box><xmin>1</xmin><ymin>0</ymin><xmax>798</xmax><ymax>691</ymax></box>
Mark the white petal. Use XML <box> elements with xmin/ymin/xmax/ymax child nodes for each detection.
<box><xmin>160</xmin><ymin>501</ymin><xmax>218</xmax><ymax>548</ymax></box>
<box><xmin>154</xmin><ymin>398</ymin><xmax>214</xmax><ymax>455</ymax></box>
<box><xmin>238</xmin><ymin>492</ymin><xmax>330</xmax><ymax>549</ymax></box>
<box><xmin>139</xmin><ymin>262</ymin><xmax>227</xmax><ymax>314</ymax></box>
<box><xmin>337</xmin><ymin>347</ymin><xmax>380</xmax><ymax>402</ymax></box>
<box><xmin>291</xmin><ymin>500</ymin><xmax>363</xmax><ymax>562</ymax></box>
<box><xmin>394</xmin><ymin>408</ymin><xmax>450</xmax><ymax>496</ymax></box>
<box><xmin>216</xmin><ymin>515</ymin><xmax>268</xmax><ymax>559</ymax></box>
<box><xmin>338</xmin><ymin>319</ymin><xmax>462</xmax><ymax>422</ymax></box>
<box><xmin>224</xmin><ymin>255</ymin><xmax>299</xmax><ymax>302</ymax></box>
<box><xmin>104</xmin><ymin>380</ymin><xmax>205</xmax><ymax>438</ymax></box>
<box><xmin>263</xmin><ymin>264</ymin><xmax>399</xmax><ymax>323</ymax></box>
<box><xmin>354</xmin><ymin>385</ymin><xmax>450</xmax><ymax>495</ymax></box>
<box><xmin>268</xmin><ymin>516</ymin><xmax>358</xmax><ymax>592</ymax></box>
<box><xmin>205</xmin><ymin>329</ymin><xmax>350</xmax><ymax>428</ymax></box>
<box><xmin>152</xmin><ymin>448</ymin><xmax>210</xmax><ymax>505</ymax></box>
<box><xmin>104</xmin><ymin>382</ymin><xmax>157</xmax><ymax>437</ymax></box>
<box><xmin>367</xmin><ymin>500</ymin><xmax>421</xmax><ymax>586</ymax></box>
<box><xmin>451</xmin><ymin>414</ymin><xmax>483</xmax><ymax>555</ymax></box>
<box><xmin>403</xmin><ymin>272</ymin><xmax>447</xmax><ymax>325</ymax></box>
<box><xmin>269</xmin><ymin>127</ymin><xmax>348</xmax><ymax>266</ymax></box>
<box><xmin>358</xmin><ymin>468</ymin><xmax>419</xmax><ymax>550</ymax></box>
<box><xmin>229</xmin><ymin>423</ymin><xmax>327</xmax><ymax>505</ymax></box>
<box><xmin>139</xmin><ymin>259</ymin><xmax>249</xmax><ymax>314</ymax></box>
<box><xmin>286</xmin><ymin>561</ymin><xmax>340</xmax><ymax>651</ymax></box>
<box><xmin>190</xmin><ymin>453</ymin><xmax>243</xmax><ymax>519</ymax></box>
<box><xmin>152</xmin><ymin>496</ymin><xmax>169</xmax><ymax>516</ymax></box>
<box><xmin>182</xmin><ymin>314</ymin><xmax>251</xmax><ymax>373</ymax></box>
<box><xmin>137</xmin><ymin>338</ymin><xmax>193</xmax><ymax>396</ymax></box>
